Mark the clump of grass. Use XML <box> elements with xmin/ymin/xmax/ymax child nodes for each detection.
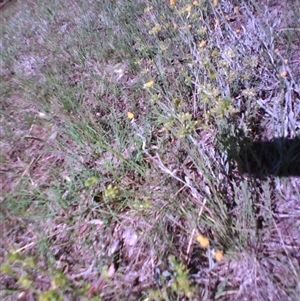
<box><xmin>1</xmin><ymin>0</ymin><xmax>299</xmax><ymax>300</ymax></box>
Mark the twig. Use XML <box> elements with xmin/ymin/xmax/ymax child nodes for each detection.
<box><xmin>13</xmin><ymin>157</ymin><xmax>36</xmax><ymax>190</ymax></box>
<box><xmin>185</xmin><ymin>198</ymin><xmax>207</xmax><ymax>263</ymax></box>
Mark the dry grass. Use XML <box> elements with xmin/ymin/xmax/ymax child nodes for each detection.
<box><xmin>1</xmin><ymin>0</ymin><xmax>300</xmax><ymax>300</ymax></box>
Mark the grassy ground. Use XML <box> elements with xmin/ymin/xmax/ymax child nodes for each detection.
<box><xmin>1</xmin><ymin>0</ymin><xmax>300</xmax><ymax>300</ymax></box>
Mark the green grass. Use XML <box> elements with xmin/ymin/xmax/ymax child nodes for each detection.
<box><xmin>1</xmin><ymin>0</ymin><xmax>300</xmax><ymax>300</ymax></box>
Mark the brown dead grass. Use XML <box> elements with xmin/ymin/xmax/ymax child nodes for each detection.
<box><xmin>1</xmin><ymin>0</ymin><xmax>300</xmax><ymax>300</ymax></box>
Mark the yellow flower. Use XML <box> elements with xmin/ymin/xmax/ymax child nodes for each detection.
<box><xmin>213</xmin><ymin>0</ymin><xmax>219</xmax><ymax>7</ymax></box>
<box><xmin>173</xmin><ymin>23</ymin><xmax>178</xmax><ymax>30</ymax></box>
<box><xmin>196</xmin><ymin>234</ymin><xmax>209</xmax><ymax>248</ymax></box>
<box><xmin>144</xmin><ymin>6</ymin><xmax>153</xmax><ymax>13</ymax></box>
<box><xmin>185</xmin><ymin>5</ymin><xmax>192</xmax><ymax>13</ymax></box>
<box><xmin>127</xmin><ymin>111</ymin><xmax>134</xmax><ymax>119</ymax></box>
<box><xmin>193</xmin><ymin>1</ymin><xmax>199</xmax><ymax>6</ymax></box>
<box><xmin>170</xmin><ymin>0</ymin><xmax>175</xmax><ymax>6</ymax></box>
<box><xmin>279</xmin><ymin>70</ymin><xmax>287</xmax><ymax>78</ymax></box>
<box><xmin>149</xmin><ymin>24</ymin><xmax>162</xmax><ymax>35</ymax></box>
<box><xmin>160</xmin><ymin>43</ymin><xmax>168</xmax><ymax>52</ymax></box>
<box><xmin>144</xmin><ymin>80</ymin><xmax>154</xmax><ymax>88</ymax></box>
<box><xmin>214</xmin><ymin>250</ymin><xmax>223</xmax><ymax>262</ymax></box>
<box><xmin>198</xmin><ymin>40</ymin><xmax>207</xmax><ymax>48</ymax></box>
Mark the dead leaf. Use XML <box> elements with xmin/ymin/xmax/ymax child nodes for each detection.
<box><xmin>86</xmin><ymin>263</ymin><xmax>116</xmax><ymax>298</ymax></box>
<box><xmin>79</xmin><ymin>224</ymin><xmax>88</xmax><ymax>235</ymax></box>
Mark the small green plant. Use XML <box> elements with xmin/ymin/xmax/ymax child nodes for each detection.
<box><xmin>104</xmin><ymin>184</ymin><xmax>119</xmax><ymax>199</ymax></box>
<box><xmin>147</xmin><ymin>255</ymin><xmax>195</xmax><ymax>300</ymax></box>
<box><xmin>1</xmin><ymin>250</ymin><xmax>87</xmax><ymax>300</ymax></box>
<box><xmin>168</xmin><ymin>255</ymin><xmax>194</xmax><ymax>298</ymax></box>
